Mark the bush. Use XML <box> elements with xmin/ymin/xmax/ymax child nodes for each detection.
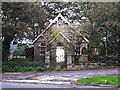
<box><xmin>2</xmin><ymin>59</ymin><xmax>47</xmax><ymax>72</ymax></box>
<box><xmin>13</xmin><ymin>46</ymin><xmax>25</xmax><ymax>56</ymax></box>
<box><xmin>89</xmin><ymin>55</ymin><xmax>119</xmax><ymax>65</ymax></box>
<box><xmin>2</xmin><ymin>66</ymin><xmax>46</xmax><ymax>72</ymax></box>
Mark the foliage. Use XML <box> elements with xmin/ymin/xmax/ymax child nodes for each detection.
<box><xmin>13</xmin><ymin>45</ymin><xmax>26</xmax><ymax>56</ymax></box>
<box><xmin>2</xmin><ymin>66</ymin><xmax>46</xmax><ymax>72</ymax></box>
<box><xmin>2</xmin><ymin>59</ymin><xmax>47</xmax><ymax>72</ymax></box>
<box><xmin>49</xmin><ymin>28</ymin><xmax>61</xmax><ymax>37</ymax></box>
<box><xmin>77</xmin><ymin>75</ymin><xmax>119</xmax><ymax>86</ymax></box>
<box><xmin>86</xmin><ymin>3</ymin><xmax>120</xmax><ymax>57</ymax></box>
<box><xmin>74</xmin><ymin>62</ymin><xmax>81</xmax><ymax>65</ymax></box>
<box><xmin>42</xmin><ymin>2</ymin><xmax>89</xmax><ymax>23</ymax></box>
<box><xmin>2</xmin><ymin>2</ymin><xmax>46</xmax><ymax>40</ymax></box>
<box><xmin>89</xmin><ymin>55</ymin><xmax>119</xmax><ymax>65</ymax></box>
<box><xmin>2</xmin><ymin>2</ymin><xmax>46</xmax><ymax>60</ymax></box>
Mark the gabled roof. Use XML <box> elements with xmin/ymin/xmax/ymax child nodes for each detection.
<box><xmin>78</xmin><ymin>34</ymin><xmax>89</xmax><ymax>43</ymax></box>
<box><xmin>49</xmin><ymin>32</ymin><xmax>70</xmax><ymax>44</ymax></box>
<box><xmin>32</xmin><ymin>13</ymin><xmax>71</xmax><ymax>44</ymax></box>
<box><xmin>33</xmin><ymin>11</ymin><xmax>89</xmax><ymax>44</ymax></box>
<box><xmin>49</xmin><ymin>13</ymin><xmax>71</xmax><ymax>26</ymax></box>
<box><xmin>83</xmin><ymin>36</ymin><xmax>89</xmax><ymax>43</ymax></box>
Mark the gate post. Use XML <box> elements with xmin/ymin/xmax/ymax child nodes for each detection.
<box><xmin>45</xmin><ymin>51</ymin><xmax>50</xmax><ymax>68</ymax></box>
<box><xmin>67</xmin><ymin>52</ymin><xmax>72</xmax><ymax>70</ymax></box>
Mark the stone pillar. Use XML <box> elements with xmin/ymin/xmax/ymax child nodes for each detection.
<box><xmin>45</xmin><ymin>51</ymin><xmax>50</xmax><ymax>68</ymax></box>
<box><xmin>67</xmin><ymin>53</ymin><xmax>72</xmax><ymax>70</ymax></box>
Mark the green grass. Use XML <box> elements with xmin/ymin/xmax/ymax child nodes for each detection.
<box><xmin>77</xmin><ymin>75</ymin><xmax>119</xmax><ymax>86</ymax></box>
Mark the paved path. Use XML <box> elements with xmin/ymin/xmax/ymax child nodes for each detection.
<box><xmin>2</xmin><ymin>68</ymin><xmax>118</xmax><ymax>88</ymax></box>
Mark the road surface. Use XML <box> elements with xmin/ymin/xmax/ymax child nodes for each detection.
<box><xmin>2</xmin><ymin>82</ymin><xmax>108</xmax><ymax>88</ymax></box>
<box><xmin>2</xmin><ymin>68</ymin><xmax>118</xmax><ymax>88</ymax></box>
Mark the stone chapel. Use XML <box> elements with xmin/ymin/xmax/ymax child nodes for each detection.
<box><xmin>33</xmin><ymin>11</ymin><xmax>89</xmax><ymax>69</ymax></box>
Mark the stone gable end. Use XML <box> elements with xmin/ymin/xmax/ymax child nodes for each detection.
<box><xmin>33</xmin><ymin>12</ymin><xmax>89</xmax><ymax>70</ymax></box>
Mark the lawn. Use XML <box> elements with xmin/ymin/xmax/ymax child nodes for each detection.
<box><xmin>77</xmin><ymin>75</ymin><xmax>119</xmax><ymax>86</ymax></box>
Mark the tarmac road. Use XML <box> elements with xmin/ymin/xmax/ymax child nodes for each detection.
<box><xmin>2</xmin><ymin>82</ymin><xmax>109</xmax><ymax>88</ymax></box>
<box><xmin>2</xmin><ymin>68</ymin><xmax>118</xmax><ymax>88</ymax></box>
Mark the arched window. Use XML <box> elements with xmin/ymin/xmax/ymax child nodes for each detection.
<box><xmin>39</xmin><ymin>43</ymin><xmax>46</xmax><ymax>55</ymax></box>
<box><xmin>41</xmin><ymin>43</ymin><xmax>45</xmax><ymax>46</ymax></box>
<box><xmin>58</xmin><ymin>17</ymin><xmax>63</xmax><ymax>28</ymax></box>
<box><xmin>82</xmin><ymin>47</ymin><xmax>87</xmax><ymax>54</ymax></box>
<box><xmin>57</xmin><ymin>42</ymin><xmax>63</xmax><ymax>46</ymax></box>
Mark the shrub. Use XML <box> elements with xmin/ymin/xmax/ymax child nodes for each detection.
<box><xmin>2</xmin><ymin>59</ymin><xmax>47</xmax><ymax>72</ymax></box>
<box><xmin>13</xmin><ymin>46</ymin><xmax>25</xmax><ymax>56</ymax></box>
<box><xmin>89</xmin><ymin>55</ymin><xmax>119</xmax><ymax>65</ymax></box>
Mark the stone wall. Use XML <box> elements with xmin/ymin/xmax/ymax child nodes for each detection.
<box><xmin>67</xmin><ymin>63</ymin><xmax>117</xmax><ymax>70</ymax></box>
<box><xmin>79</xmin><ymin>55</ymin><xmax>88</xmax><ymax>63</ymax></box>
<box><xmin>45</xmin><ymin>51</ymin><xmax>50</xmax><ymax>68</ymax></box>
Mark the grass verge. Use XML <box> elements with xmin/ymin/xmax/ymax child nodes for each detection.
<box><xmin>77</xmin><ymin>75</ymin><xmax>119</xmax><ymax>87</ymax></box>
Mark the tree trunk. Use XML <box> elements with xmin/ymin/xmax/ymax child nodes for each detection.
<box><xmin>2</xmin><ymin>35</ymin><xmax>13</xmax><ymax>61</ymax></box>
<box><xmin>104</xmin><ymin>41</ymin><xmax>108</xmax><ymax>56</ymax></box>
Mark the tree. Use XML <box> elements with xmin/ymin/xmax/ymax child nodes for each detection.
<box><xmin>86</xmin><ymin>2</ymin><xmax>119</xmax><ymax>57</ymax></box>
<box><xmin>13</xmin><ymin>45</ymin><xmax>26</xmax><ymax>56</ymax></box>
<box><xmin>2</xmin><ymin>2</ymin><xmax>46</xmax><ymax>60</ymax></box>
<box><xmin>42</xmin><ymin>2</ymin><xmax>89</xmax><ymax>24</ymax></box>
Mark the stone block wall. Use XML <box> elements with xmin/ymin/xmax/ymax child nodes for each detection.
<box><xmin>45</xmin><ymin>51</ymin><xmax>50</xmax><ymax>68</ymax></box>
<box><xmin>67</xmin><ymin>63</ymin><xmax>117</xmax><ymax>70</ymax></box>
<box><xmin>78</xmin><ymin>55</ymin><xmax>88</xmax><ymax>63</ymax></box>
